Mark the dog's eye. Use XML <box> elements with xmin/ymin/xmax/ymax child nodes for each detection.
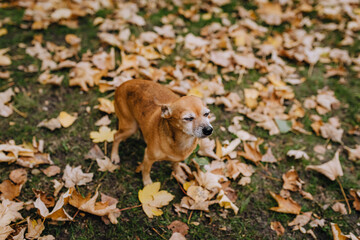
<box><xmin>204</xmin><ymin>112</ymin><xmax>210</xmax><ymax>117</ymax></box>
<box><xmin>184</xmin><ymin>117</ymin><xmax>194</xmax><ymax>121</ymax></box>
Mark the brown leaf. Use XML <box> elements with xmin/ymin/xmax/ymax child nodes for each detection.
<box><xmin>69</xmin><ymin>187</ymin><xmax>120</xmax><ymax>224</ymax></box>
<box><xmin>17</xmin><ymin>152</ymin><xmax>53</xmax><ymax>168</ymax></box>
<box><xmin>84</xmin><ymin>144</ymin><xmax>105</xmax><ymax>160</ymax></box>
<box><xmin>238</xmin><ymin>142</ymin><xmax>262</xmax><ymax>164</ymax></box>
<box><xmin>330</xmin><ymin>223</ymin><xmax>348</xmax><ymax>240</ymax></box>
<box><xmin>167</xmin><ymin>220</ymin><xmax>189</xmax><ymax>236</ymax></box>
<box><xmin>42</xmin><ymin>165</ymin><xmax>61</xmax><ymax>177</ymax></box>
<box><xmin>270</xmin><ymin>221</ymin><xmax>285</xmax><ymax>236</ymax></box>
<box><xmin>288</xmin><ymin>212</ymin><xmax>312</xmax><ymax>230</ymax></box>
<box><xmin>332</xmin><ymin>202</ymin><xmax>348</xmax><ymax>215</ymax></box>
<box><xmin>226</xmin><ymin>160</ymin><xmax>254</xmax><ymax>179</ymax></box>
<box><xmin>306</xmin><ymin>149</ymin><xmax>343</xmax><ymax>181</ymax></box>
<box><xmin>282</xmin><ymin>169</ymin><xmax>304</xmax><ymax>192</ymax></box>
<box><xmin>349</xmin><ymin>189</ymin><xmax>360</xmax><ymax>211</ymax></box>
<box><xmin>261</xmin><ymin>148</ymin><xmax>277</xmax><ymax>163</ymax></box>
<box><xmin>33</xmin><ymin>189</ymin><xmax>55</xmax><ymax>207</ymax></box>
<box><xmin>9</xmin><ymin>168</ymin><xmax>27</xmax><ymax>185</ymax></box>
<box><xmin>344</xmin><ymin>145</ymin><xmax>360</xmax><ymax>161</ymax></box>
<box><xmin>269</xmin><ymin>191</ymin><xmax>301</xmax><ymax>215</ymax></box>
<box><xmin>0</xmin><ymin>180</ymin><xmax>21</xmax><ymax>200</ymax></box>
<box><xmin>198</xmin><ymin>138</ymin><xmax>220</xmax><ymax>160</ymax></box>
<box><xmin>25</xmin><ymin>218</ymin><xmax>45</xmax><ymax>239</ymax></box>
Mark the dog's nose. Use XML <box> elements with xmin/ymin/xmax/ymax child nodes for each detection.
<box><xmin>202</xmin><ymin>126</ymin><xmax>213</xmax><ymax>136</ymax></box>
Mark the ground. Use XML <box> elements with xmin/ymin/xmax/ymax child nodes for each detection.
<box><xmin>0</xmin><ymin>1</ymin><xmax>359</xmax><ymax>239</ymax></box>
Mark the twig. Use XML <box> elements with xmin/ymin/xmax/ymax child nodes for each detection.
<box><xmin>119</xmin><ymin>204</ymin><xmax>142</xmax><ymax>212</ymax></box>
<box><xmin>187</xmin><ymin>210</ymin><xmax>193</xmax><ymax>225</ymax></box>
<box><xmin>336</xmin><ymin>177</ymin><xmax>351</xmax><ymax>214</ymax></box>
<box><xmin>176</xmin><ymin>179</ymin><xmax>187</xmax><ymax>195</ymax></box>
<box><xmin>98</xmin><ymin>172</ymin><xmax>108</xmax><ymax>182</ymax></box>
<box><xmin>72</xmin><ymin>209</ymin><xmax>80</xmax><ymax>221</ymax></box>
<box><xmin>9</xmin><ymin>218</ymin><xmax>27</xmax><ymax>227</ymax></box>
<box><xmin>152</xmin><ymin>227</ymin><xmax>166</xmax><ymax>240</ymax></box>
<box><xmin>86</xmin><ymin>160</ymin><xmax>95</xmax><ymax>173</ymax></box>
<box><xmin>308</xmin><ymin>64</ymin><xmax>314</xmax><ymax>77</ymax></box>
<box><xmin>11</xmin><ymin>105</ymin><xmax>27</xmax><ymax>118</ymax></box>
<box><xmin>104</xmin><ymin>141</ymin><xmax>107</xmax><ymax>155</ymax></box>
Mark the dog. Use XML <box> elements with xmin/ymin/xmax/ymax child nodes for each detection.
<box><xmin>111</xmin><ymin>79</ymin><xmax>213</xmax><ymax>185</ymax></box>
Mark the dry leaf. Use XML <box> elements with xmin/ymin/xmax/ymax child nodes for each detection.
<box><xmin>217</xmin><ymin>189</ymin><xmax>239</xmax><ymax>214</ymax></box>
<box><xmin>349</xmin><ymin>189</ymin><xmax>360</xmax><ymax>211</ymax></box>
<box><xmin>138</xmin><ymin>182</ymin><xmax>174</xmax><ymax>218</ymax></box>
<box><xmin>238</xmin><ymin>142</ymin><xmax>262</xmax><ymax>164</ymax></box>
<box><xmin>320</xmin><ymin>123</ymin><xmax>343</xmax><ymax>143</ymax></box>
<box><xmin>62</xmin><ymin>165</ymin><xmax>93</xmax><ymax>188</ymax></box>
<box><xmin>84</xmin><ymin>144</ymin><xmax>105</xmax><ymax>160</ymax></box>
<box><xmin>282</xmin><ymin>169</ymin><xmax>304</xmax><ymax>192</ymax></box>
<box><xmin>25</xmin><ymin>218</ymin><xmax>45</xmax><ymax>239</ymax></box>
<box><xmin>269</xmin><ymin>191</ymin><xmax>301</xmax><ymax>215</ymax></box>
<box><xmin>51</xmin><ymin>179</ymin><xmax>64</xmax><ymax>197</ymax></box>
<box><xmin>37</xmin><ymin>118</ymin><xmax>62</xmax><ymax>131</ymax></box>
<box><xmin>33</xmin><ymin>189</ymin><xmax>55</xmax><ymax>207</ymax></box>
<box><xmin>288</xmin><ymin>212</ymin><xmax>312</xmax><ymax>230</ymax></box>
<box><xmin>0</xmin><ymin>88</ymin><xmax>15</xmax><ymax>117</ymax></box>
<box><xmin>222</xmin><ymin>139</ymin><xmax>241</xmax><ymax>158</ymax></box>
<box><xmin>226</xmin><ymin>160</ymin><xmax>254</xmax><ymax>179</ymax></box>
<box><xmin>198</xmin><ymin>138</ymin><xmax>220</xmax><ymax>160</ymax></box>
<box><xmin>96</xmin><ymin>157</ymin><xmax>120</xmax><ymax>173</ymax></box>
<box><xmin>306</xmin><ymin>149</ymin><xmax>343</xmax><ymax>181</ymax></box>
<box><xmin>169</xmin><ymin>232</ymin><xmax>186</xmax><ymax>240</ymax></box>
<box><xmin>186</xmin><ymin>186</ymin><xmax>210</xmax><ymax>203</ymax></box>
<box><xmin>9</xmin><ymin>168</ymin><xmax>27</xmax><ymax>185</ymax></box>
<box><xmin>95</xmin><ymin>115</ymin><xmax>111</xmax><ymax>126</ymax></box>
<box><xmin>69</xmin><ymin>187</ymin><xmax>120</xmax><ymax>224</ymax></box>
<box><xmin>90</xmin><ymin>126</ymin><xmax>116</xmax><ymax>143</ymax></box>
<box><xmin>167</xmin><ymin>220</ymin><xmax>189</xmax><ymax>236</ymax></box>
<box><xmin>0</xmin><ymin>180</ymin><xmax>21</xmax><ymax>200</ymax></box>
<box><xmin>12</xmin><ymin>227</ymin><xmax>26</xmax><ymax>240</ymax></box>
<box><xmin>330</xmin><ymin>223</ymin><xmax>348</xmax><ymax>240</ymax></box>
<box><xmin>238</xmin><ymin>176</ymin><xmax>251</xmax><ymax>186</ymax></box>
<box><xmin>0</xmin><ymin>48</ymin><xmax>11</xmax><ymax>66</ymax></box>
<box><xmin>0</xmin><ymin>199</ymin><xmax>23</xmax><ymax>227</ymax></box>
<box><xmin>0</xmin><ymin>225</ymin><xmax>13</xmax><ymax>240</ymax></box>
<box><xmin>287</xmin><ymin>150</ymin><xmax>309</xmax><ymax>160</ymax></box>
<box><xmin>261</xmin><ymin>148</ymin><xmax>277</xmax><ymax>163</ymax></box>
<box><xmin>332</xmin><ymin>202</ymin><xmax>347</xmax><ymax>215</ymax></box>
<box><xmin>244</xmin><ymin>89</ymin><xmax>259</xmax><ymax>109</ymax></box>
<box><xmin>97</xmin><ymin>98</ymin><xmax>115</xmax><ymax>114</ymax></box>
<box><xmin>344</xmin><ymin>145</ymin><xmax>360</xmax><ymax>161</ymax></box>
<box><xmin>57</xmin><ymin>111</ymin><xmax>77</xmax><ymax>128</ymax></box>
<box><xmin>42</xmin><ymin>166</ymin><xmax>61</xmax><ymax>177</ymax></box>
<box><xmin>270</xmin><ymin>221</ymin><xmax>285</xmax><ymax>236</ymax></box>
<box><xmin>69</xmin><ymin>61</ymin><xmax>104</xmax><ymax>91</ymax></box>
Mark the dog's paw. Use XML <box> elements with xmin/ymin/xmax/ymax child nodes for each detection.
<box><xmin>111</xmin><ymin>154</ymin><xmax>120</xmax><ymax>164</ymax></box>
<box><xmin>143</xmin><ymin>178</ymin><xmax>153</xmax><ymax>186</ymax></box>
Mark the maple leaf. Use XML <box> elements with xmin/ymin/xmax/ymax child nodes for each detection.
<box><xmin>42</xmin><ymin>166</ymin><xmax>61</xmax><ymax>177</ymax></box>
<box><xmin>198</xmin><ymin>138</ymin><xmax>219</xmax><ymax>160</ymax></box>
<box><xmin>238</xmin><ymin>142</ymin><xmax>263</xmax><ymax>164</ymax></box>
<box><xmin>330</xmin><ymin>223</ymin><xmax>348</xmax><ymax>240</ymax></box>
<box><xmin>186</xmin><ymin>186</ymin><xmax>210</xmax><ymax>203</ymax></box>
<box><xmin>0</xmin><ymin>180</ymin><xmax>21</xmax><ymax>201</ymax></box>
<box><xmin>138</xmin><ymin>182</ymin><xmax>174</xmax><ymax>218</ymax></box>
<box><xmin>269</xmin><ymin>191</ymin><xmax>301</xmax><ymax>215</ymax></box>
<box><xmin>85</xmin><ymin>144</ymin><xmax>105</xmax><ymax>160</ymax></box>
<box><xmin>0</xmin><ymin>199</ymin><xmax>23</xmax><ymax>227</ymax></box>
<box><xmin>287</xmin><ymin>150</ymin><xmax>309</xmax><ymax>160</ymax></box>
<box><xmin>349</xmin><ymin>189</ymin><xmax>360</xmax><ymax>211</ymax></box>
<box><xmin>69</xmin><ymin>62</ymin><xmax>104</xmax><ymax>91</ymax></box>
<box><xmin>332</xmin><ymin>202</ymin><xmax>347</xmax><ymax>215</ymax></box>
<box><xmin>167</xmin><ymin>220</ymin><xmax>189</xmax><ymax>236</ymax></box>
<box><xmin>96</xmin><ymin>157</ymin><xmax>119</xmax><ymax>173</ymax></box>
<box><xmin>95</xmin><ymin>115</ymin><xmax>111</xmax><ymax>126</ymax></box>
<box><xmin>37</xmin><ymin>118</ymin><xmax>62</xmax><ymax>131</ymax></box>
<box><xmin>25</xmin><ymin>218</ymin><xmax>45</xmax><ymax>239</ymax></box>
<box><xmin>261</xmin><ymin>148</ymin><xmax>277</xmax><ymax>163</ymax></box>
<box><xmin>69</xmin><ymin>187</ymin><xmax>121</xmax><ymax>224</ymax></box>
<box><xmin>9</xmin><ymin>168</ymin><xmax>27</xmax><ymax>185</ymax></box>
<box><xmin>306</xmin><ymin>149</ymin><xmax>343</xmax><ymax>181</ymax></box>
<box><xmin>0</xmin><ymin>225</ymin><xmax>13</xmax><ymax>240</ymax></box>
<box><xmin>225</xmin><ymin>160</ymin><xmax>254</xmax><ymax>179</ymax></box>
<box><xmin>90</xmin><ymin>126</ymin><xmax>116</xmax><ymax>143</ymax></box>
<box><xmin>282</xmin><ymin>169</ymin><xmax>304</xmax><ymax>192</ymax></box>
<box><xmin>62</xmin><ymin>165</ymin><xmax>93</xmax><ymax>188</ymax></box>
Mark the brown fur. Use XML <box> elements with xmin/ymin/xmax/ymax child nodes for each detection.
<box><xmin>111</xmin><ymin>79</ymin><xmax>212</xmax><ymax>185</ymax></box>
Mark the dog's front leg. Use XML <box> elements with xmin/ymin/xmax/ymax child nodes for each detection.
<box><xmin>142</xmin><ymin>148</ymin><xmax>155</xmax><ymax>185</ymax></box>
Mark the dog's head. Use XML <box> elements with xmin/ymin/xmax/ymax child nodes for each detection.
<box><xmin>161</xmin><ymin>96</ymin><xmax>213</xmax><ymax>138</ymax></box>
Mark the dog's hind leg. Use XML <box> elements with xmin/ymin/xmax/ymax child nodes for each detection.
<box><xmin>141</xmin><ymin>148</ymin><xmax>156</xmax><ymax>185</ymax></box>
<box><xmin>111</xmin><ymin>120</ymin><xmax>137</xmax><ymax>164</ymax></box>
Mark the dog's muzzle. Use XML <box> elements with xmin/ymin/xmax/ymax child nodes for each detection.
<box><xmin>202</xmin><ymin>126</ymin><xmax>213</xmax><ymax>136</ymax></box>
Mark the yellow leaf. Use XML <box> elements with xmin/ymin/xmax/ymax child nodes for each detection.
<box><xmin>90</xmin><ymin>126</ymin><xmax>116</xmax><ymax>143</ymax></box>
<box><xmin>187</xmin><ymin>87</ymin><xmax>203</xmax><ymax>98</ymax></box>
<box><xmin>0</xmin><ymin>28</ymin><xmax>7</xmax><ymax>37</ymax></box>
<box><xmin>97</xmin><ymin>98</ymin><xmax>115</xmax><ymax>114</ymax></box>
<box><xmin>57</xmin><ymin>111</ymin><xmax>77</xmax><ymax>128</ymax></box>
<box><xmin>244</xmin><ymin>88</ymin><xmax>259</xmax><ymax>109</ymax></box>
<box><xmin>138</xmin><ymin>182</ymin><xmax>174</xmax><ymax>218</ymax></box>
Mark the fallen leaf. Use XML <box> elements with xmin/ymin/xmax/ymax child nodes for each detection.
<box><xmin>332</xmin><ymin>202</ymin><xmax>347</xmax><ymax>215</ymax></box>
<box><xmin>349</xmin><ymin>189</ymin><xmax>360</xmax><ymax>211</ymax></box>
<box><xmin>287</xmin><ymin>150</ymin><xmax>309</xmax><ymax>160</ymax></box>
<box><xmin>288</xmin><ymin>212</ymin><xmax>312</xmax><ymax>230</ymax></box>
<box><xmin>12</xmin><ymin>227</ymin><xmax>26</xmax><ymax>240</ymax></box>
<box><xmin>42</xmin><ymin>166</ymin><xmax>61</xmax><ymax>177</ymax></box>
<box><xmin>217</xmin><ymin>189</ymin><xmax>239</xmax><ymax>214</ymax></box>
<box><xmin>320</xmin><ymin>123</ymin><xmax>343</xmax><ymax>143</ymax></box>
<box><xmin>306</xmin><ymin>149</ymin><xmax>343</xmax><ymax>181</ymax></box>
<box><xmin>198</xmin><ymin>138</ymin><xmax>220</xmax><ymax>160</ymax></box>
<box><xmin>269</xmin><ymin>191</ymin><xmax>301</xmax><ymax>215</ymax></box>
<box><xmin>0</xmin><ymin>180</ymin><xmax>21</xmax><ymax>200</ymax></box>
<box><xmin>69</xmin><ymin>187</ymin><xmax>120</xmax><ymax>224</ymax></box>
<box><xmin>261</xmin><ymin>148</ymin><xmax>277</xmax><ymax>163</ymax></box>
<box><xmin>84</xmin><ymin>144</ymin><xmax>105</xmax><ymax>160</ymax></box>
<box><xmin>57</xmin><ymin>111</ymin><xmax>77</xmax><ymax>128</ymax></box>
<box><xmin>282</xmin><ymin>169</ymin><xmax>304</xmax><ymax>192</ymax></box>
<box><xmin>90</xmin><ymin>126</ymin><xmax>116</xmax><ymax>143</ymax></box>
<box><xmin>69</xmin><ymin>61</ymin><xmax>104</xmax><ymax>91</ymax></box>
<box><xmin>222</xmin><ymin>139</ymin><xmax>241</xmax><ymax>158</ymax></box>
<box><xmin>226</xmin><ymin>160</ymin><xmax>254</xmax><ymax>179</ymax></box>
<box><xmin>330</xmin><ymin>223</ymin><xmax>348</xmax><ymax>240</ymax></box>
<box><xmin>0</xmin><ymin>88</ymin><xmax>14</xmax><ymax>117</ymax></box>
<box><xmin>95</xmin><ymin>115</ymin><xmax>111</xmax><ymax>126</ymax></box>
<box><xmin>167</xmin><ymin>220</ymin><xmax>189</xmax><ymax>236</ymax></box>
<box><xmin>33</xmin><ymin>189</ymin><xmax>55</xmax><ymax>207</ymax></box>
<box><xmin>238</xmin><ymin>176</ymin><xmax>251</xmax><ymax>186</ymax></box>
<box><xmin>169</xmin><ymin>232</ymin><xmax>186</xmax><ymax>240</ymax></box>
<box><xmin>0</xmin><ymin>48</ymin><xmax>11</xmax><ymax>66</ymax></box>
<box><xmin>238</xmin><ymin>142</ymin><xmax>262</xmax><ymax>164</ymax></box>
<box><xmin>97</xmin><ymin>98</ymin><xmax>114</xmax><ymax>114</ymax></box>
<box><xmin>25</xmin><ymin>218</ymin><xmax>45</xmax><ymax>239</ymax></box>
<box><xmin>244</xmin><ymin>88</ymin><xmax>259</xmax><ymax>109</ymax></box>
<box><xmin>96</xmin><ymin>157</ymin><xmax>120</xmax><ymax>173</ymax></box>
<box><xmin>51</xmin><ymin>179</ymin><xmax>64</xmax><ymax>197</ymax></box>
<box><xmin>37</xmin><ymin>118</ymin><xmax>62</xmax><ymax>131</ymax></box>
<box><xmin>0</xmin><ymin>225</ymin><xmax>13</xmax><ymax>240</ymax></box>
<box><xmin>0</xmin><ymin>199</ymin><xmax>23</xmax><ymax>227</ymax></box>
<box><xmin>270</xmin><ymin>221</ymin><xmax>285</xmax><ymax>236</ymax></box>
<box><xmin>138</xmin><ymin>182</ymin><xmax>174</xmax><ymax>218</ymax></box>
<box><xmin>9</xmin><ymin>168</ymin><xmax>27</xmax><ymax>185</ymax></box>
<box><xmin>62</xmin><ymin>165</ymin><xmax>93</xmax><ymax>188</ymax></box>
<box><xmin>344</xmin><ymin>145</ymin><xmax>360</xmax><ymax>161</ymax></box>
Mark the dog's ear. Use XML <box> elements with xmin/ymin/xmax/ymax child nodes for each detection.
<box><xmin>161</xmin><ymin>105</ymin><xmax>172</xmax><ymax>118</ymax></box>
